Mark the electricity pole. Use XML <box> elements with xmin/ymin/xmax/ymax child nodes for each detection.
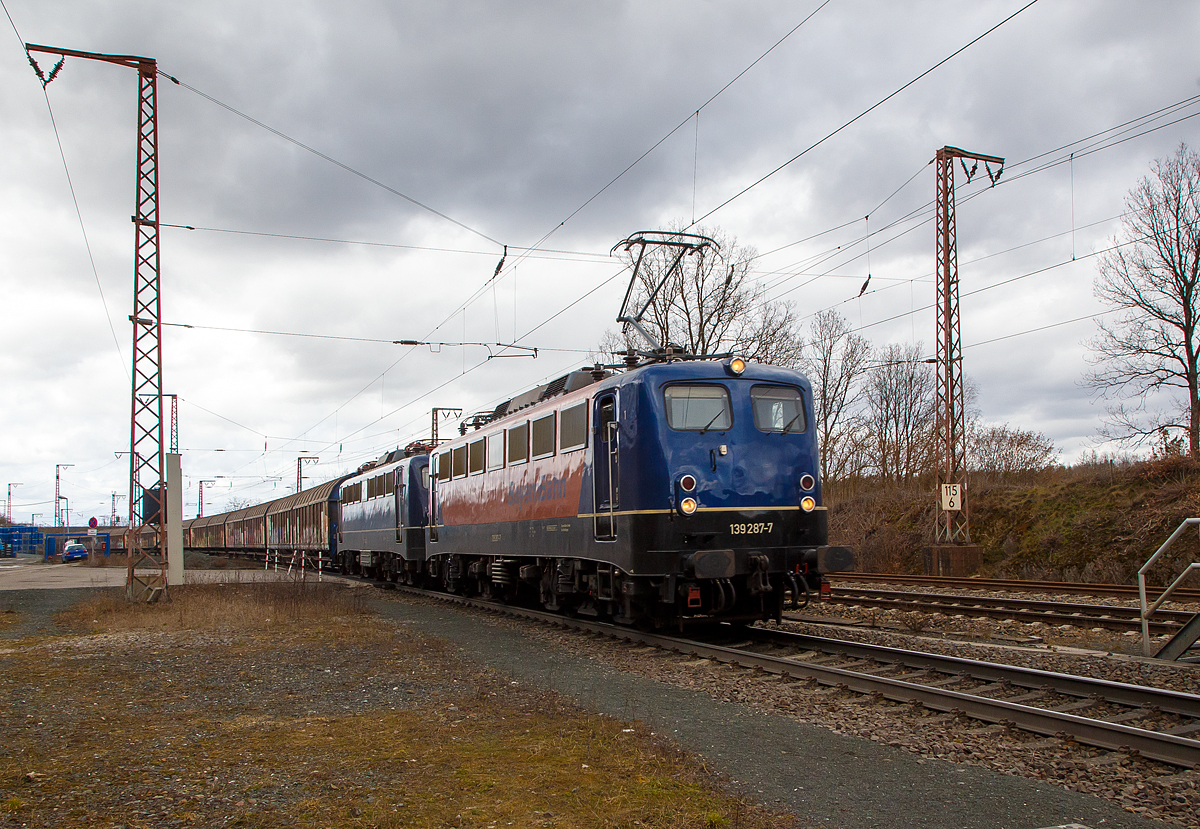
<box><xmin>110</xmin><ymin>493</ymin><xmax>126</xmax><ymax>527</ymax></box>
<box><xmin>297</xmin><ymin>457</ymin><xmax>319</xmax><ymax>494</ymax></box>
<box><xmin>54</xmin><ymin>464</ymin><xmax>73</xmax><ymax>527</ymax></box>
<box><xmin>198</xmin><ymin>480</ymin><xmax>216</xmax><ymax>517</ymax></box>
<box><xmin>5</xmin><ymin>483</ymin><xmax>21</xmax><ymax>523</ymax></box>
<box><xmin>933</xmin><ymin>145</ymin><xmax>1003</xmax><ymax>552</ymax></box>
<box><xmin>27</xmin><ymin>43</ymin><xmax>173</xmax><ymax>601</ymax></box>
<box><xmin>431</xmin><ymin>408</ymin><xmax>462</xmax><ymax>447</ymax></box>
<box><xmin>142</xmin><ymin>393</ymin><xmax>178</xmax><ymax>453</ymax></box>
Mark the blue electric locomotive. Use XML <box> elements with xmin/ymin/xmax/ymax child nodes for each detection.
<box><xmin>336</xmin><ymin>449</ymin><xmax>430</xmax><ymax>581</ymax></box>
<box><xmin>425</xmin><ymin>355</ymin><xmax>834</xmax><ymax>626</ymax></box>
<box><xmin>177</xmin><ymin>231</ymin><xmax>848</xmax><ymax>627</ymax></box>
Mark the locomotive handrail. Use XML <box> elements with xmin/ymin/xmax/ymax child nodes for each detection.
<box><xmin>1139</xmin><ymin>517</ymin><xmax>1200</xmax><ymax>655</ymax></box>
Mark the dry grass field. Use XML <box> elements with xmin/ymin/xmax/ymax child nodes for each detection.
<box><xmin>0</xmin><ymin>583</ymin><xmax>801</xmax><ymax>828</ymax></box>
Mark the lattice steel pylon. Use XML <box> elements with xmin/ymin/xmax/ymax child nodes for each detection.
<box><xmin>27</xmin><ymin>44</ymin><xmax>171</xmax><ymax>600</ymax></box>
<box><xmin>934</xmin><ymin>146</ymin><xmax>1003</xmax><ymax>545</ymax></box>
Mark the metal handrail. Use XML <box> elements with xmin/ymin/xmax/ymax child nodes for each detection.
<box><xmin>1139</xmin><ymin>518</ymin><xmax>1200</xmax><ymax>655</ymax></box>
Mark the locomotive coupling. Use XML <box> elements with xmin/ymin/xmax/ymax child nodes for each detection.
<box><xmin>747</xmin><ymin>553</ymin><xmax>771</xmax><ymax>596</ymax></box>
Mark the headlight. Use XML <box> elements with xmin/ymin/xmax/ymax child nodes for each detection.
<box><xmin>679</xmin><ymin>474</ymin><xmax>697</xmax><ymax>492</ymax></box>
<box><xmin>800</xmin><ymin>496</ymin><xmax>816</xmax><ymax>512</ymax></box>
<box><xmin>725</xmin><ymin>356</ymin><xmax>747</xmax><ymax>376</ymax></box>
<box><xmin>680</xmin><ymin>497</ymin><xmax>698</xmax><ymax>515</ymax></box>
<box><xmin>800</xmin><ymin>474</ymin><xmax>815</xmax><ymax>491</ymax></box>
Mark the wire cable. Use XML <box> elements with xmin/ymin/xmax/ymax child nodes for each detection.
<box><xmin>160</xmin><ymin>319</ymin><xmax>592</xmax><ymax>353</ymax></box>
<box><xmin>19</xmin><ymin>43</ymin><xmax>129</xmax><ymax>380</ymax></box>
<box><xmin>163</xmin><ymin>73</ymin><xmax>503</xmax><ymax>249</ymax></box>
<box><xmin>691</xmin><ymin>0</ymin><xmax>1041</xmax><ymax>227</ymax></box>
<box><xmin>160</xmin><ymin>222</ymin><xmax>611</xmax><ymax>262</ymax></box>
<box><xmin>503</xmin><ymin>0</ymin><xmax>834</xmax><ymax>273</ymax></box>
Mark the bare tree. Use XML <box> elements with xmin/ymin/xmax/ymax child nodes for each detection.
<box><xmin>801</xmin><ymin>309</ymin><xmax>872</xmax><ymax>482</ymax></box>
<box><xmin>968</xmin><ymin>422</ymin><xmax>1058</xmax><ymax>480</ymax></box>
<box><xmin>606</xmin><ymin>224</ymin><xmax>804</xmax><ymax>367</ymax></box>
<box><xmin>864</xmin><ymin>342</ymin><xmax>936</xmax><ymax>482</ymax></box>
<box><xmin>1086</xmin><ymin>143</ymin><xmax>1200</xmax><ymax>458</ymax></box>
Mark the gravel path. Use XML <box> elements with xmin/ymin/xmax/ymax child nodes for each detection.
<box><xmin>370</xmin><ymin>591</ymin><xmax>1186</xmax><ymax>829</ymax></box>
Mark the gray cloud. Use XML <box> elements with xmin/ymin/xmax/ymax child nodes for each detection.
<box><xmin>3</xmin><ymin>1</ymin><xmax>1200</xmax><ymax>518</ymax></box>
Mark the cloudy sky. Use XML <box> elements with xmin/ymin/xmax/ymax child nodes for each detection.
<box><xmin>1</xmin><ymin>0</ymin><xmax>1198</xmax><ymax>525</ymax></box>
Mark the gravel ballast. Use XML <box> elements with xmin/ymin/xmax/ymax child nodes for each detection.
<box><xmin>370</xmin><ymin>591</ymin><xmax>1189</xmax><ymax>829</ymax></box>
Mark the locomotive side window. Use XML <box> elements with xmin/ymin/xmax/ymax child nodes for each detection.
<box><xmin>452</xmin><ymin>445</ymin><xmax>468</xmax><ymax>478</ymax></box>
<box><xmin>437</xmin><ymin>451</ymin><xmax>451</xmax><ymax>481</ymax></box>
<box><xmin>486</xmin><ymin>432</ymin><xmax>505</xmax><ymax>471</ymax></box>
<box><xmin>663</xmin><ymin>384</ymin><xmax>732</xmax><ymax>431</ymax></box>
<box><xmin>751</xmin><ymin>385</ymin><xmax>806</xmax><ymax>433</ymax></box>
<box><xmin>468</xmin><ymin>439</ymin><xmax>485</xmax><ymax>474</ymax></box>
<box><xmin>598</xmin><ymin>398</ymin><xmax>616</xmax><ymax>434</ymax></box>
<box><xmin>559</xmin><ymin>402</ymin><xmax>587</xmax><ymax>451</ymax></box>
<box><xmin>508</xmin><ymin>422</ymin><xmax>529</xmax><ymax>465</ymax></box>
<box><xmin>532</xmin><ymin>412</ymin><xmax>556</xmax><ymax>459</ymax></box>
<box><xmin>384</xmin><ymin>471</ymin><xmax>395</xmax><ymax>492</ymax></box>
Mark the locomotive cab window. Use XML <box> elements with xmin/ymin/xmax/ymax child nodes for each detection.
<box><xmin>468</xmin><ymin>439</ymin><xmax>485</xmax><ymax>475</ymax></box>
<box><xmin>507</xmin><ymin>422</ymin><xmax>529</xmax><ymax>465</ymax></box>
<box><xmin>486</xmin><ymin>433</ymin><xmax>505</xmax><ymax>471</ymax></box>
<box><xmin>751</xmin><ymin>385</ymin><xmax>806</xmax><ymax>433</ymax></box>
<box><xmin>663</xmin><ymin>384</ymin><xmax>732</xmax><ymax>432</ymax></box>
<box><xmin>531</xmin><ymin>412</ymin><xmax>556</xmax><ymax>459</ymax></box>
<box><xmin>559</xmin><ymin>402</ymin><xmax>587</xmax><ymax>452</ymax></box>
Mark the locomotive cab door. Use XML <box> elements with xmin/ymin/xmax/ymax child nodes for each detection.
<box><xmin>593</xmin><ymin>393</ymin><xmax>619</xmax><ymax>541</ymax></box>
<box><xmin>395</xmin><ymin>478</ymin><xmax>406</xmax><ymax>543</ymax></box>
<box><xmin>429</xmin><ymin>453</ymin><xmax>441</xmax><ymax>543</ymax></box>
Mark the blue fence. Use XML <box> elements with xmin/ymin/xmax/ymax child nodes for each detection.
<box><xmin>0</xmin><ymin>525</ymin><xmax>44</xmax><ymax>557</ymax></box>
<box><xmin>40</xmin><ymin>532</ymin><xmax>111</xmax><ymax>560</ymax></box>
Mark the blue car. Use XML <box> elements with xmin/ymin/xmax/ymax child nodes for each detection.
<box><xmin>61</xmin><ymin>543</ymin><xmax>89</xmax><ymax>562</ymax></box>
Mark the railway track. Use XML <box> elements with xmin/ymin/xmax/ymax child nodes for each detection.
<box><xmin>826</xmin><ymin>586</ymin><xmax>1196</xmax><ymax>634</ymax></box>
<box><xmin>390</xmin><ymin>584</ymin><xmax>1200</xmax><ymax>769</ymax></box>
<box><xmin>828</xmin><ymin>572</ymin><xmax>1200</xmax><ymax>602</ymax></box>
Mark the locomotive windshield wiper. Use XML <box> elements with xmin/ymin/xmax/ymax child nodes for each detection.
<box><xmin>700</xmin><ymin>410</ymin><xmax>725</xmax><ymax>434</ymax></box>
<box><xmin>781</xmin><ymin>413</ymin><xmax>803</xmax><ymax>434</ymax></box>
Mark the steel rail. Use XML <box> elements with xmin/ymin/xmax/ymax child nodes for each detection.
<box><xmin>828</xmin><ymin>572</ymin><xmax>1200</xmax><ymax>602</ymax></box>
<box><xmin>828</xmin><ymin>587</ymin><xmax>1194</xmax><ymax>634</ymax></box>
<box><xmin>748</xmin><ymin>627</ymin><xmax>1200</xmax><ymax>718</ymax></box>
<box><xmin>388</xmin><ymin>585</ymin><xmax>1200</xmax><ymax>768</ymax></box>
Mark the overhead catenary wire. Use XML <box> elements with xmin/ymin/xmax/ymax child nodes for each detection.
<box><xmin>6</xmin><ymin>4</ymin><xmax>129</xmax><ymax>381</ymax></box>
<box><xmin>170</xmin><ymin>80</ymin><xmax>1196</xmax><ymax>489</ymax></box>
<box><xmin>752</xmin><ymin>90</ymin><xmax>1200</xmax><ymax>305</ymax></box>
<box><xmin>294</xmin><ymin>85</ymin><xmax>1191</xmax><ymax>472</ymax></box>
<box><xmin>21</xmin><ymin>1</ymin><xmax>1182</xmax><ymax>493</ymax></box>
<box><xmin>160</xmin><ymin>223</ymin><xmax>612</xmax><ymax>263</ymax></box>
<box><xmin>163</xmin><ymin>74</ymin><xmax>504</xmax><ymax>249</ymax></box>
<box><xmin>498</xmin><ymin>0</ymin><xmax>835</xmax><ymax>279</ymax></box>
<box><xmin>688</xmin><ymin>0</ymin><xmax>1041</xmax><ymax>228</ymax></box>
<box><xmin>846</xmin><ymin>236</ymin><xmax>1143</xmax><ymax>337</ymax></box>
<box><xmin>158</xmin><ymin>320</ymin><xmax>590</xmax><ymax>353</ymax></box>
